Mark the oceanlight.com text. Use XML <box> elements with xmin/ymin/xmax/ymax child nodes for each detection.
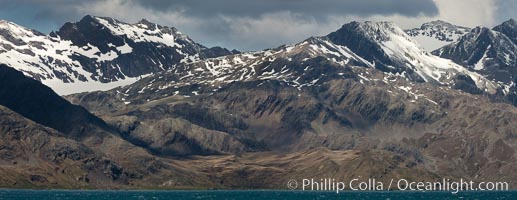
<box><xmin>287</xmin><ymin>178</ymin><xmax>509</xmax><ymax>194</ymax></box>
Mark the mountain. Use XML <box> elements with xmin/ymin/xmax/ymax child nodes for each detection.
<box><xmin>433</xmin><ymin>19</ymin><xmax>517</xmax><ymax>104</ymax></box>
<box><xmin>0</xmin><ymin>64</ymin><xmax>109</xmax><ymax>139</ymax></box>
<box><xmin>434</xmin><ymin>27</ymin><xmax>516</xmax><ymax>82</ymax></box>
<box><xmin>0</xmin><ymin>63</ymin><xmax>246</xmax><ymax>188</ymax></box>
<box><xmin>0</xmin><ymin>59</ymin><xmax>472</xmax><ymax>189</ymax></box>
<box><xmin>65</xmin><ymin>22</ymin><xmax>511</xmax><ymax>137</ymax></box>
<box><xmin>0</xmin><ymin>104</ymin><xmax>133</xmax><ymax>188</ymax></box>
<box><xmin>0</xmin><ymin>16</ymin><xmax>234</xmax><ymax>95</ymax></box>
<box><xmin>493</xmin><ymin>18</ymin><xmax>517</xmax><ymax>44</ymax></box>
<box><xmin>2</xmin><ymin>17</ymin><xmax>517</xmax><ymax>189</ymax></box>
<box><xmin>64</xmin><ymin>20</ymin><xmax>517</xmax><ymax>189</ymax></box>
<box><xmin>405</xmin><ymin>20</ymin><xmax>470</xmax><ymax>52</ymax></box>
<box><xmin>326</xmin><ymin>21</ymin><xmax>496</xmax><ymax>93</ymax></box>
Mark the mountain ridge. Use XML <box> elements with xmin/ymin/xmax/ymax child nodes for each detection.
<box><xmin>405</xmin><ymin>20</ymin><xmax>470</xmax><ymax>51</ymax></box>
<box><xmin>433</xmin><ymin>19</ymin><xmax>517</xmax><ymax>105</ymax></box>
<box><xmin>1</xmin><ymin>16</ymin><xmax>517</xmax><ymax>189</ymax></box>
<box><xmin>0</xmin><ymin>15</ymin><xmax>235</xmax><ymax>95</ymax></box>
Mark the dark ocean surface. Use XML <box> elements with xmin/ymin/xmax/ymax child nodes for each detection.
<box><xmin>0</xmin><ymin>190</ymin><xmax>514</xmax><ymax>200</ymax></box>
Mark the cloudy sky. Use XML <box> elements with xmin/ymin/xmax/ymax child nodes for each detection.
<box><xmin>0</xmin><ymin>0</ymin><xmax>515</xmax><ymax>51</ymax></box>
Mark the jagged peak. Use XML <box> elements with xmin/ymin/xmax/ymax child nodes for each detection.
<box><xmin>338</xmin><ymin>21</ymin><xmax>392</xmax><ymax>33</ymax></box>
<box><xmin>76</xmin><ymin>15</ymin><xmax>170</xmax><ymax>31</ymax></box>
<box><xmin>472</xmin><ymin>26</ymin><xmax>505</xmax><ymax>39</ymax></box>
<box><xmin>78</xmin><ymin>15</ymin><xmax>112</xmax><ymax>25</ymax></box>
<box><xmin>65</xmin><ymin>15</ymin><xmax>185</xmax><ymax>40</ymax></box>
<box><xmin>472</xmin><ymin>26</ymin><xmax>505</xmax><ymax>38</ymax></box>
<box><xmin>336</xmin><ymin>21</ymin><xmax>407</xmax><ymax>42</ymax></box>
<box><xmin>422</xmin><ymin>20</ymin><xmax>451</xmax><ymax>26</ymax></box>
<box><xmin>420</xmin><ymin>20</ymin><xmax>470</xmax><ymax>30</ymax></box>
<box><xmin>339</xmin><ymin>21</ymin><xmax>397</xmax><ymax>29</ymax></box>
<box><xmin>67</xmin><ymin>15</ymin><xmax>124</xmax><ymax>31</ymax></box>
<box><xmin>0</xmin><ymin>19</ymin><xmax>28</xmax><ymax>30</ymax></box>
<box><xmin>493</xmin><ymin>18</ymin><xmax>517</xmax><ymax>44</ymax></box>
<box><xmin>302</xmin><ymin>36</ymin><xmax>325</xmax><ymax>44</ymax></box>
<box><xmin>448</xmin><ymin>26</ymin><xmax>513</xmax><ymax>50</ymax></box>
<box><xmin>470</xmin><ymin>26</ymin><xmax>492</xmax><ymax>33</ymax></box>
<box><xmin>138</xmin><ymin>18</ymin><xmax>153</xmax><ymax>25</ymax></box>
<box><xmin>83</xmin><ymin>15</ymin><xmax>122</xmax><ymax>26</ymax></box>
<box><xmin>352</xmin><ymin>21</ymin><xmax>398</xmax><ymax>30</ymax></box>
<box><xmin>0</xmin><ymin>19</ymin><xmax>44</xmax><ymax>37</ymax></box>
<box><xmin>495</xmin><ymin>18</ymin><xmax>517</xmax><ymax>29</ymax></box>
<box><xmin>135</xmin><ymin>18</ymin><xmax>179</xmax><ymax>33</ymax></box>
<box><xmin>426</xmin><ymin>19</ymin><xmax>449</xmax><ymax>24</ymax></box>
<box><xmin>80</xmin><ymin>14</ymin><xmax>95</xmax><ymax>21</ymax></box>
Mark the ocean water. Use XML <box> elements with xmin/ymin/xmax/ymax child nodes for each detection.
<box><xmin>0</xmin><ymin>190</ymin><xmax>514</xmax><ymax>200</ymax></box>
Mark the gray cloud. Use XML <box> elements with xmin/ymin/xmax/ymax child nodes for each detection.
<box><xmin>131</xmin><ymin>0</ymin><xmax>439</xmax><ymax>19</ymax></box>
<box><xmin>496</xmin><ymin>0</ymin><xmax>517</xmax><ymax>23</ymax></box>
<box><xmin>0</xmin><ymin>0</ymin><xmax>513</xmax><ymax>51</ymax></box>
<box><xmin>0</xmin><ymin>0</ymin><xmax>440</xmax><ymax>50</ymax></box>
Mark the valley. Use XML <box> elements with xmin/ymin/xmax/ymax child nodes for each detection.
<box><xmin>0</xmin><ymin>16</ymin><xmax>516</xmax><ymax>189</ymax></box>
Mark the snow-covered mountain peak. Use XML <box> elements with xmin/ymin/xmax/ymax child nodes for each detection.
<box><xmin>0</xmin><ymin>20</ymin><xmax>44</xmax><ymax>42</ymax></box>
<box><xmin>434</xmin><ymin>24</ymin><xmax>517</xmax><ymax>85</ymax></box>
<box><xmin>344</xmin><ymin>21</ymin><xmax>408</xmax><ymax>42</ymax></box>
<box><xmin>148</xmin><ymin>20</ymin><xmax>499</xmax><ymax>98</ymax></box>
<box><xmin>0</xmin><ymin>16</ymin><xmax>234</xmax><ymax>95</ymax></box>
<box><xmin>420</xmin><ymin>20</ymin><xmax>468</xmax><ymax>30</ymax></box>
<box><xmin>406</xmin><ymin>20</ymin><xmax>470</xmax><ymax>52</ymax></box>
<box><xmin>85</xmin><ymin>16</ymin><xmax>189</xmax><ymax>48</ymax></box>
<box><xmin>135</xmin><ymin>18</ymin><xmax>178</xmax><ymax>32</ymax></box>
<box><xmin>327</xmin><ymin>21</ymin><xmax>498</xmax><ymax>93</ymax></box>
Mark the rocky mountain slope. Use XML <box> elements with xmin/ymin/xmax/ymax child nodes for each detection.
<box><xmin>434</xmin><ymin>19</ymin><xmax>517</xmax><ymax>105</ymax></box>
<box><xmin>326</xmin><ymin>21</ymin><xmax>498</xmax><ymax>95</ymax></box>
<box><xmin>66</xmin><ymin>21</ymin><xmax>516</xmax><ymax>151</ymax></box>
<box><xmin>0</xmin><ymin>64</ymin><xmax>109</xmax><ymax>139</ymax></box>
<box><xmin>69</xmin><ymin>21</ymin><xmax>501</xmax><ymax>109</ymax></box>
<box><xmin>65</xmin><ymin>20</ymin><xmax>517</xmax><ymax>188</ymax></box>
<box><xmin>2</xmin><ymin>18</ymin><xmax>517</xmax><ymax>189</ymax></box>
<box><xmin>0</xmin><ymin>62</ymin><xmax>483</xmax><ymax>190</ymax></box>
<box><xmin>67</xmin><ymin>58</ymin><xmax>517</xmax><ymax>188</ymax></box>
<box><xmin>0</xmin><ymin>104</ymin><xmax>128</xmax><ymax>188</ymax></box>
<box><xmin>0</xmin><ymin>62</ymin><xmax>250</xmax><ymax>189</ymax></box>
<box><xmin>406</xmin><ymin>20</ymin><xmax>470</xmax><ymax>52</ymax></box>
<box><xmin>0</xmin><ymin>16</ymin><xmax>234</xmax><ymax>95</ymax></box>
<box><xmin>494</xmin><ymin>19</ymin><xmax>517</xmax><ymax>44</ymax></box>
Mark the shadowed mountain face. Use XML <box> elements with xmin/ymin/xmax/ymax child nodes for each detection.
<box><xmin>0</xmin><ymin>64</ymin><xmax>109</xmax><ymax>139</ymax></box>
<box><xmin>327</xmin><ymin>22</ymin><xmax>398</xmax><ymax>74</ymax></box>
<box><xmin>434</xmin><ymin>27</ymin><xmax>517</xmax><ymax>82</ymax></box>
<box><xmin>493</xmin><ymin>19</ymin><xmax>517</xmax><ymax>45</ymax></box>
<box><xmin>0</xmin><ymin>105</ymin><xmax>133</xmax><ymax>188</ymax></box>
<box><xmin>433</xmin><ymin>19</ymin><xmax>517</xmax><ymax>105</ymax></box>
<box><xmin>4</xmin><ymin>63</ymin><xmax>504</xmax><ymax>190</ymax></box>
<box><xmin>0</xmin><ymin>64</ymin><xmax>252</xmax><ymax>189</ymax></box>
<box><xmin>2</xmin><ymin>17</ymin><xmax>517</xmax><ymax>189</ymax></box>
